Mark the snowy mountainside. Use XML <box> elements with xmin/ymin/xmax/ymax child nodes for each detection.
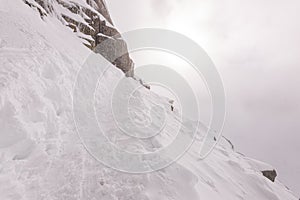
<box><xmin>0</xmin><ymin>0</ymin><xmax>298</xmax><ymax>200</ymax></box>
<box><xmin>22</xmin><ymin>0</ymin><xmax>133</xmax><ymax>74</ymax></box>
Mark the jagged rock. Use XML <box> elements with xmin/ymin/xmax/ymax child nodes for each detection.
<box><xmin>94</xmin><ymin>37</ymin><xmax>134</xmax><ymax>75</ymax></box>
<box><xmin>23</xmin><ymin>0</ymin><xmax>134</xmax><ymax>75</ymax></box>
<box><xmin>262</xmin><ymin>169</ymin><xmax>277</xmax><ymax>182</ymax></box>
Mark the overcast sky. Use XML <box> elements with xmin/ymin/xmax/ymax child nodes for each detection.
<box><xmin>106</xmin><ymin>0</ymin><xmax>300</xmax><ymax>194</ymax></box>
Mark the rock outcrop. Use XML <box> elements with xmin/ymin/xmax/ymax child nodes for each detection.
<box><xmin>262</xmin><ymin>169</ymin><xmax>277</xmax><ymax>182</ymax></box>
<box><xmin>23</xmin><ymin>0</ymin><xmax>134</xmax><ymax>76</ymax></box>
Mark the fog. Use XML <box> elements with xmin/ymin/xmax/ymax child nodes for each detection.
<box><xmin>106</xmin><ymin>0</ymin><xmax>300</xmax><ymax>194</ymax></box>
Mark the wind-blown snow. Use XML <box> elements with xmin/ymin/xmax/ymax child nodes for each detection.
<box><xmin>0</xmin><ymin>0</ymin><xmax>297</xmax><ymax>199</ymax></box>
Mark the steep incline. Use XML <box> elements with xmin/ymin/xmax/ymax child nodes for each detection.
<box><xmin>0</xmin><ymin>1</ymin><xmax>298</xmax><ymax>200</ymax></box>
<box><xmin>22</xmin><ymin>0</ymin><xmax>133</xmax><ymax>75</ymax></box>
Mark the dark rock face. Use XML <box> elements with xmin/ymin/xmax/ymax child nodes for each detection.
<box><xmin>94</xmin><ymin>37</ymin><xmax>134</xmax><ymax>76</ymax></box>
<box><xmin>262</xmin><ymin>169</ymin><xmax>277</xmax><ymax>182</ymax></box>
<box><xmin>23</xmin><ymin>0</ymin><xmax>134</xmax><ymax>76</ymax></box>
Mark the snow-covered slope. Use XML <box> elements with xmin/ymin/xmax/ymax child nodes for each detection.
<box><xmin>0</xmin><ymin>0</ymin><xmax>298</xmax><ymax>199</ymax></box>
<box><xmin>22</xmin><ymin>0</ymin><xmax>133</xmax><ymax>74</ymax></box>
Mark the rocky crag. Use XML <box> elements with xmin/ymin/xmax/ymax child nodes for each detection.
<box><xmin>23</xmin><ymin>0</ymin><xmax>134</xmax><ymax>75</ymax></box>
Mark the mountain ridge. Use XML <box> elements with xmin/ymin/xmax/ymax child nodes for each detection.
<box><xmin>22</xmin><ymin>0</ymin><xmax>133</xmax><ymax>75</ymax></box>
<box><xmin>0</xmin><ymin>0</ymin><xmax>298</xmax><ymax>199</ymax></box>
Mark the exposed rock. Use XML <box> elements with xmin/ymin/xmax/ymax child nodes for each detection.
<box><xmin>94</xmin><ymin>37</ymin><xmax>134</xmax><ymax>76</ymax></box>
<box><xmin>262</xmin><ymin>169</ymin><xmax>277</xmax><ymax>182</ymax></box>
<box><xmin>23</xmin><ymin>0</ymin><xmax>134</xmax><ymax>75</ymax></box>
